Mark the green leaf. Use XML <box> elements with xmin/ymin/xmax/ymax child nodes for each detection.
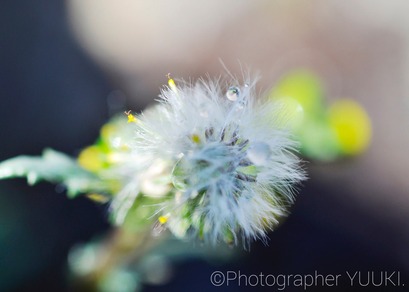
<box><xmin>171</xmin><ymin>158</ymin><xmax>188</xmax><ymax>191</ymax></box>
<box><xmin>0</xmin><ymin>148</ymin><xmax>113</xmax><ymax>198</ymax></box>
<box><xmin>236</xmin><ymin>165</ymin><xmax>258</xmax><ymax>178</ymax></box>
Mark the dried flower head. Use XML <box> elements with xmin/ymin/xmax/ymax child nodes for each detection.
<box><xmin>131</xmin><ymin>74</ymin><xmax>305</xmax><ymax>246</ymax></box>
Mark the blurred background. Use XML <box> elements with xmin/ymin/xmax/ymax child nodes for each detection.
<box><xmin>1</xmin><ymin>0</ymin><xmax>409</xmax><ymax>291</ymax></box>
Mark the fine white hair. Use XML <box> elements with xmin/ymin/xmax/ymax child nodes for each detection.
<box><xmin>132</xmin><ymin>73</ymin><xmax>305</xmax><ymax>246</ymax></box>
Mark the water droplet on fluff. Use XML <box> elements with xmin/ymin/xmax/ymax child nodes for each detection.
<box><xmin>236</xmin><ymin>101</ymin><xmax>245</xmax><ymax>110</ymax></box>
<box><xmin>226</xmin><ymin>87</ymin><xmax>240</xmax><ymax>101</ymax></box>
<box><xmin>199</xmin><ymin>103</ymin><xmax>209</xmax><ymax>118</ymax></box>
<box><xmin>247</xmin><ymin>142</ymin><xmax>272</xmax><ymax>166</ymax></box>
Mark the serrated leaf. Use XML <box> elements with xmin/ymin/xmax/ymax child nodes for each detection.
<box><xmin>0</xmin><ymin>148</ymin><xmax>113</xmax><ymax>198</ymax></box>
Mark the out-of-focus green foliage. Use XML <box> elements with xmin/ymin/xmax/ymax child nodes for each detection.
<box><xmin>0</xmin><ymin>148</ymin><xmax>115</xmax><ymax>198</ymax></box>
<box><xmin>270</xmin><ymin>69</ymin><xmax>372</xmax><ymax>161</ymax></box>
<box><xmin>0</xmin><ymin>115</ymin><xmax>172</xmax><ymax>234</ymax></box>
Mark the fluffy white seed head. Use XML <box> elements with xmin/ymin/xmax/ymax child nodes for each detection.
<box><xmin>132</xmin><ymin>74</ymin><xmax>305</xmax><ymax>246</ymax></box>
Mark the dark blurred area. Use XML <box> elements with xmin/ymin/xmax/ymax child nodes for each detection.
<box><xmin>0</xmin><ymin>2</ymin><xmax>113</xmax><ymax>291</ymax></box>
<box><xmin>1</xmin><ymin>1</ymin><xmax>409</xmax><ymax>291</ymax></box>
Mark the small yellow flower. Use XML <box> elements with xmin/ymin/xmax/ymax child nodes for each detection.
<box><xmin>166</xmin><ymin>73</ymin><xmax>178</xmax><ymax>94</ymax></box>
<box><xmin>124</xmin><ymin>110</ymin><xmax>142</xmax><ymax>124</ymax></box>
<box><xmin>158</xmin><ymin>215</ymin><xmax>168</xmax><ymax>224</ymax></box>
<box><xmin>192</xmin><ymin>135</ymin><xmax>200</xmax><ymax>143</ymax></box>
